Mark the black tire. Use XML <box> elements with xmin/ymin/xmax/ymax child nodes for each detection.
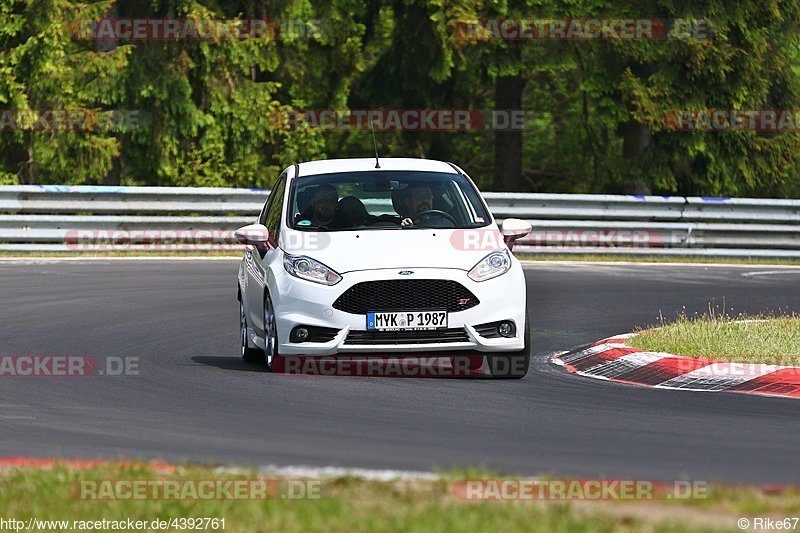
<box><xmin>240</xmin><ymin>298</ymin><xmax>265</xmax><ymax>363</ymax></box>
<box><xmin>263</xmin><ymin>293</ymin><xmax>280</xmax><ymax>372</ymax></box>
<box><xmin>488</xmin><ymin>312</ymin><xmax>530</xmax><ymax>379</ymax></box>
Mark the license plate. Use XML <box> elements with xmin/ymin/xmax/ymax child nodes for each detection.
<box><xmin>366</xmin><ymin>311</ymin><xmax>448</xmax><ymax>331</ymax></box>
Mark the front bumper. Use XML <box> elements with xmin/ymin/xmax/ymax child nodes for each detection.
<box><xmin>270</xmin><ymin>265</ymin><xmax>526</xmax><ymax>356</ymax></box>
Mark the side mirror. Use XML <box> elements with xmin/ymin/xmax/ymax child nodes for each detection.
<box><xmin>234</xmin><ymin>224</ymin><xmax>270</xmax><ymax>249</ymax></box>
<box><xmin>501</xmin><ymin>218</ymin><xmax>532</xmax><ymax>251</ymax></box>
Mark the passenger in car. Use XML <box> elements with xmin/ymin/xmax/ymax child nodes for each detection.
<box><xmin>332</xmin><ymin>196</ymin><xmax>369</xmax><ymax>228</ymax></box>
<box><xmin>333</xmin><ymin>196</ymin><xmax>403</xmax><ymax>228</ymax></box>
<box><xmin>296</xmin><ymin>184</ymin><xmax>339</xmax><ymax>227</ymax></box>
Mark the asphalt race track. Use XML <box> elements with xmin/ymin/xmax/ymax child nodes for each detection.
<box><xmin>1</xmin><ymin>259</ymin><xmax>798</xmax><ymax>483</ymax></box>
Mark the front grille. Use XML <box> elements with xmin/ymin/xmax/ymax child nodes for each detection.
<box><xmin>332</xmin><ymin>280</ymin><xmax>479</xmax><ymax>314</ymax></box>
<box><xmin>344</xmin><ymin>328</ymin><xmax>470</xmax><ymax>345</ymax></box>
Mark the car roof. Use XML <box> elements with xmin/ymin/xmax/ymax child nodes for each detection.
<box><xmin>292</xmin><ymin>158</ymin><xmax>459</xmax><ymax>178</ymax></box>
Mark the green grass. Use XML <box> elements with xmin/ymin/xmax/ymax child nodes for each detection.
<box><xmin>1</xmin><ymin>463</ymin><xmax>798</xmax><ymax>532</ymax></box>
<box><xmin>629</xmin><ymin>314</ymin><xmax>800</xmax><ymax>364</ymax></box>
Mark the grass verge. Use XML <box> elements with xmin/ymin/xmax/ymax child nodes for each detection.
<box><xmin>629</xmin><ymin>315</ymin><xmax>800</xmax><ymax>364</ymax></box>
<box><xmin>1</xmin><ymin>463</ymin><xmax>799</xmax><ymax>532</ymax></box>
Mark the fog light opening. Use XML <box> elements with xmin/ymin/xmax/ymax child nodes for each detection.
<box><xmin>497</xmin><ymin>321</ymin><xmax>515</xmax><ymax>338</ymax></box>
<box><xmin>291</xmin><ymin>326</ymin><xmax>310</xmax><ymax>343</ymax></box>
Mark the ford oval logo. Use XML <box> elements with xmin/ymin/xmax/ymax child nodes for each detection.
<box><xmin>398</xmin><ymin>270</ymin><xmax>414</xmax><ymax>275</ymax></box>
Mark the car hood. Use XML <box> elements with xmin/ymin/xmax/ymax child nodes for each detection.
<box><xmin>280</xmin><ymin>227</ymin><xmax>505</xmax><ymax>274</ymax></box>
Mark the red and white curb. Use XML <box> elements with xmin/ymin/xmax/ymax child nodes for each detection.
<box><xmin>551</xmin><ymin>334</ymin><xmax>800</xmax><ymax>399</ymax></box>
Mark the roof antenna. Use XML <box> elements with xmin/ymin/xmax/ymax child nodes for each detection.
<box><xmin>370</xmin><ymin>120</ymin><xmax>381</xmax><ymax>169</ymax></box>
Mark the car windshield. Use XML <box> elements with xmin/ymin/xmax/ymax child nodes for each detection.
<box><xmin>288</xmin><ymin>171</ymin><xmax>491</xmax><ymax>231</ymax></box>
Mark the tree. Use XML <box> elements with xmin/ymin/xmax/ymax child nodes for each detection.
<box><xmin>0</xmin><ymin>0</ymin><xmax>130</xmax><ymax>184</ymax></box>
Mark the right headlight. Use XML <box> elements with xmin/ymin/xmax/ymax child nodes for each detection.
<box><xmin>468</xmin><ymin>251</ymin><xmax>511</xmax><ymax>282</ymax></box>
<box><xmin>283</xmin><ymin>253</ymin><xmax>342</xmax><ymax>285</ymax></box>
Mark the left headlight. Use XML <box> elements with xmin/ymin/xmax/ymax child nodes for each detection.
<box><xmin>468</xmin><ymin>250</ymin><xmax>511</xmax><ymax>282</ymax></box>
<box><xmin>283</xmin><ymin>253</ymin><xmax>342</xmax><ymax>285</ymax></box>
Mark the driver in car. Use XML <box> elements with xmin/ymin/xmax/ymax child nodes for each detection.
<box><xmin>400</xmin><ymin>184</ymin><xmax>434</xmax><ymax>227</ymax></box>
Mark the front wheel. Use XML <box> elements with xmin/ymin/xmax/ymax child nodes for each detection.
<box><xmin>240</xmin><ymin>300</ymin><xmax>265</xmax><ymax>363</ymax></box>
<box><xmin>263</xmin><ymin>293</ymin><xmax>281</xmax><ymax>371</ymax></box>
<box><xmin>488</xmin><ymin>312</ymin><xmax>530</xmax><ymax>379</ymax></box>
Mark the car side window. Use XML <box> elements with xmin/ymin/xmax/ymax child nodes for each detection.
<box><xmin>258</xmin><ymin>172</ymin><xmax>285</xmax><ymax>226</ymax></box>
<box><xmin>264</xmin><ymin>176</ymin><xmax>287</xmax><ymax>245</ymax></box>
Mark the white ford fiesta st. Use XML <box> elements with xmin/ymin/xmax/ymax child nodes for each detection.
<box><xmin>235</xmin><ymin>158</ymin><xmax>532</xmax><ymax>378</ymax></box>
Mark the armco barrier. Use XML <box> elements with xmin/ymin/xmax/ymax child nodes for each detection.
<box><xmin>0</xmin><ymin>185</ymin><xmax>268</xmax><ymax>214</ymax></box>
<box><xmin>0</xmin><ymin>185</ymin><xmax>798</xmax><ymax>257</ymax></box>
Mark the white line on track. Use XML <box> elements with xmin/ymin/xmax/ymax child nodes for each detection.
<box><xmin>520</xmin><ymin>260</ymin><xmax>800</xmax><ymax>269</ymax></box>
<box><xmin>0</xmin><ymin>256</ymin><xmax>241</xmax><ymax>263</ymax></box>
<box><xmin>741</xmin><ymin>270</ymin><xmax>800</xmax><ymax>277</ymax></box>
<box><xmin>216</xmin><ymin>464</ymin><xmax>442</xmax><ymax>481</ymax></box>
<box><xmin>1</xmin><ymin>256</ymin><xmax>799</xmax><ymax>269</ymax></box>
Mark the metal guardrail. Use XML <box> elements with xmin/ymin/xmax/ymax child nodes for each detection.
<box><xmin>0</xmin><ymin>185</ymin><xmax>798</xmax><ymax>257</ymax></box>
<box><xmin>0</xmin><ymin>185</ymin><xmax>268</xmax><ymax>214</ymax></box>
